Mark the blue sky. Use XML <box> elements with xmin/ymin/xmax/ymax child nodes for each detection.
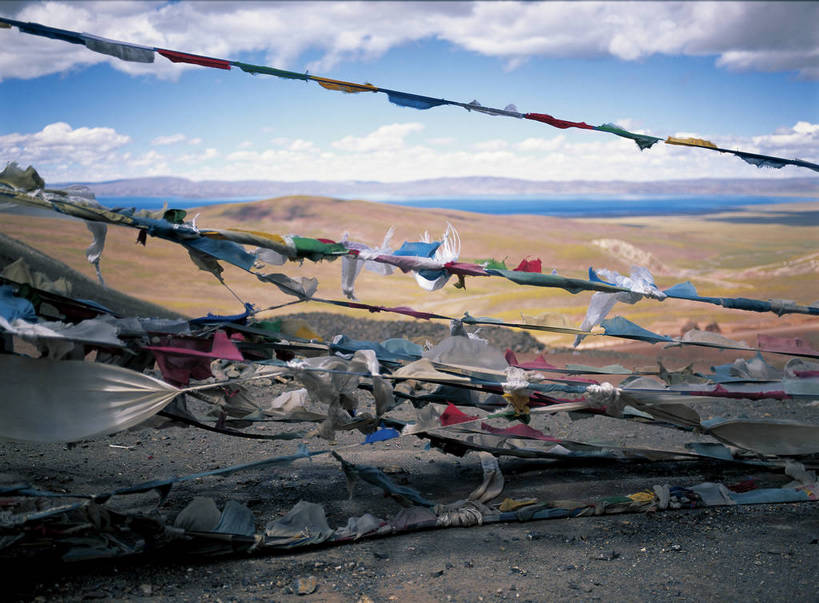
<box><xmin>0</xmin><ymin>1</ymin><xmax>817</xmax><ymax>184</ymax></box>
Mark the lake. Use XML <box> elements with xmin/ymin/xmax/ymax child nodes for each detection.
<box><xmin>97</xmin><ymin>194</ymin><xmax>815</xmax><ymax>218</ymax></box>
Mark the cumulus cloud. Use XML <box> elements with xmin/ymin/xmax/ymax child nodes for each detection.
<box><xmin>751</xmin><ymin>121</ymin><xmax>819</xmax><ymax>150</ymax></box>
<box><xmin>1</xmin><ymin>1</ymin><xmax>817</xmax><ymax>80</ymax></box>
<box><xmin>0</xmin><ymin>122</ymin><xmax>131</xmax><ymax>170</ymax></box>
<box><xmin>332</xmin><ymin>123</ymin><xmax>425</xmax><ymax>152</ymax></box>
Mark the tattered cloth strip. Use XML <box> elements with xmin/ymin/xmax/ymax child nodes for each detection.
<box><xmin>2</xmin><ymin>17</ymin><xmax>818</xmax><ymax>173</ymax></box>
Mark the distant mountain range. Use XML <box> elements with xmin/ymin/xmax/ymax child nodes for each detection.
<box><xmin>58</xmin><ymin>175</ymin><xmax>819</xmax><ymax>200</ymax></box>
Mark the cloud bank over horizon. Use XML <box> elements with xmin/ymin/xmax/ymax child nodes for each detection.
<box><xmin>3</xmin><ymin>120</ymin><xmax>818</xmax><ymax>184</ymax></box>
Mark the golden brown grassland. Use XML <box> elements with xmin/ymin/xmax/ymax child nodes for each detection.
<box><xmin>2</xmin><ymin>197</ymin><xmax>816</xmax><ymax>348</ymax></box>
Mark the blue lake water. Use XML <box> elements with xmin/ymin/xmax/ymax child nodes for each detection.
<box><xmin>97</xmin><ymin>194</ymin><xmax>815</xmax><ymax>218</ymax></box>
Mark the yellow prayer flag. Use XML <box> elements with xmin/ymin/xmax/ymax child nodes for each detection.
<box><xmin>313</xmin><ymin>77</ymin><xmax>377</xmax><ymax>94</ymax></box>
<box><xmin>665</xmin><ymin>136</ymin><xmax>717</xmax><ymax>149</ymax></box>
<box><xmin>627</xmin><ymin>490</ymin><xmax>656</xmax><ymax>503</ymax></box>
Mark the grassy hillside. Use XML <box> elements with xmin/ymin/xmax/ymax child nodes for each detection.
<box><xmin>2</xmin><ymin>197</ymin><xmax>816</xmax><ymax>347</ymax></box>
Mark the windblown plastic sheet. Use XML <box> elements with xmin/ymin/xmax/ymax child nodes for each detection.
<box><xmin>0</xmin><ymin>355</ymin><xmax>179</xmax><ymax>442</ymax></box>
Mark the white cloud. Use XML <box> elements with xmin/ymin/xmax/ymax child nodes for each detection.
<box><xmin>332</xmin><ymin>123</ymin><xmax>424</xmax><ymax>152</ymax></box>
<box><xmin>1</xmin><ymin>2</ymin><xmax>817</xmax><ymax>81</ymax></box>
<box><xmin>288</xmin><ymin>139</ymin><xmax>317</xmax><ymax>152</ymax></box>
<box><xmin>517</xmin><ymin>136</ymin><xmax>565</xmax><ymax>152</ymax></box>
<box><xmin>151</xmin><ymin>133</ymin><xmax>187</xmax><ymax>145</ymax></box>
<box><xmin>0</xmin><ymin>122</ymin><xmax>131</xmax><ymax>171</ymax></box>
<box><xmin>188</xmin><ymin>137</ymin><xmax>202</xmax><ymax>145</ymax></box>
<box><xmin>751</xmin><ymin>121</ymin><xmax>819</xmax><ymax>150</ymax></box>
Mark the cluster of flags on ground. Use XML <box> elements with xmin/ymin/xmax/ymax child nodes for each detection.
<box><xmin>2</xmin><ymin>16</ymin><xmax>818</xmax><ymax>173</ymax></box>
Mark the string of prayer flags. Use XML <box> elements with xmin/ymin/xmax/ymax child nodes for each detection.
<box><xmin>2</xmin><ymin>16</ymin><xmax>817</xmax><ymax>173</ymax></box>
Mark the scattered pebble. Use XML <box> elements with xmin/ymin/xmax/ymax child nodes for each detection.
<box><xmin>296</xmin><ymin>576</ymin><xmax>318</xmax><ymax>596</ymax></box>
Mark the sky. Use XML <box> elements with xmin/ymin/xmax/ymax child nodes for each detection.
<box><xmin>0</xmin><ymin>0</ymin><xmax>817</xmax><ymax>185</ymax></box>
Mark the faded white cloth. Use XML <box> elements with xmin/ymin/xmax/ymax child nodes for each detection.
<box><xmin>575</xmin><ymin>266</ymin><xmax>665</xmax><ymax>346</ymax></box>
<box><xmin>82</xmin><ymin>32</ymin><xmax>155</xmax><ymax>63</ymax></box>
<box><xmin>423</xmin><ymin>335</ymin><xmax>507</xmax><ymax>372</ymax></box>
<box><xmin>340</xmin><ymin>227</ymin><xmax>394</xmax><ymax>300</ymax></box>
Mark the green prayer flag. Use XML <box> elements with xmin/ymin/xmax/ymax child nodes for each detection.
<box><xmin>233</xmin><ymin>61</ymin><xmax>309</xmax><ymax>81</ymax></box>
<box><xmin>596</xmin><ymin>123</ymin><xmax>662</xmax><ymax>151</ymax></box>
<box><xmin>291</xmin><ymin>236</ymin><xmax>348</xmax><ymax>261</ymax></box>
<box><xmin>477</xmin><ymin>258</ymin><xmax>508</xmax><ymax>270</ymax></box>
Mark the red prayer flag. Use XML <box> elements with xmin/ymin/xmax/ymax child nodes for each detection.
<box><xmin>524</xmin><ymin>113</ymin><xmax>595</xmax><ymax>130</ymax></box>
<box><xmin>440</xmin><ymin>403</ymin><xmax>478</xmax><ymax>426</ymax></box>
<box><xmin>157</xmin><ymin>49</ymin><xmax>231</xmax><ymax>70</ymax></box>
<box><xmin>513</xmin><ymin>257</ymin><xmax>542</xmax><ymax>273</ymax></box>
